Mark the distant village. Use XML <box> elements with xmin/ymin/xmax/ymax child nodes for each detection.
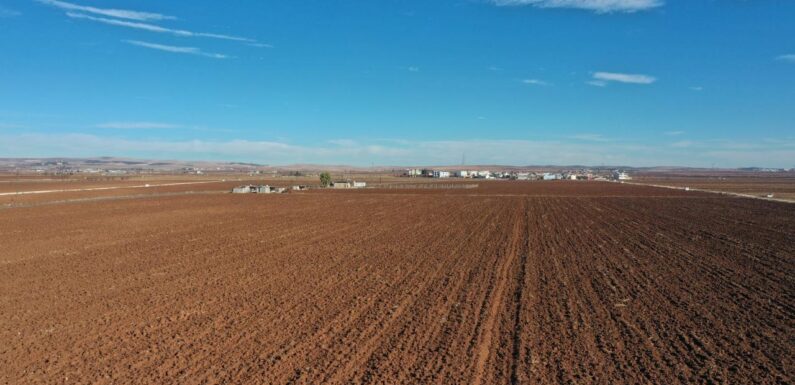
<box><xmin>401</xmin><ymin>168</ymin><xmax>633</xmax><ymax>181</ymax></box>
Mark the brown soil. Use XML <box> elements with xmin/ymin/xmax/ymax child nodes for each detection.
<box><xmin>0</xmin><ymin>182</ymin><xmax>792</xmax><ymax>384</ymax></box>
<box><xmin>636</xmin><ymin>174</ymin><xmax>795</xmax><ymax>201</ymax></box>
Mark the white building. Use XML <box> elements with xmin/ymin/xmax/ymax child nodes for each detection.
<box><xmin>353</xmin><ymin>181</ymin><xmax>367</xmax><ymax>188</ymax></box>
<box><xmin>232</xmin><ymin>185</ymin><xmax>255</xmax><ymax>194</ymax></box>
<box><xmin>456</xmin><ymin>170</ymin><xmax>469</xmax><ymax>178</ymax></box>
<box><xmin>433</xmin><ymin>170</ymin><xmax>451</xmax><ymax>178</ymax></box>
<box><xmin>613</xmin><ymin>171</ymin><xmax>632</xmax><ymax>181</ymax></box>
<box><xmin>542</xmin><ymin>173</ymin><xmax>560</xmax><ymax>180</ymax></box>
<box><xmin>407</xmin><ymin>169</ymin><xmax>422</xmax><ymax>177</ymax></box>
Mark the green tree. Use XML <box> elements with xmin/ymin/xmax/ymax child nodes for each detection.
<box><xmin>319</xmin><ymin>172</ymin><xmax>331</xmax><ymax>187</ymax></box>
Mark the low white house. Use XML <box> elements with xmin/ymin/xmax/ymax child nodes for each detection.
<box><xmin>433</xmin><ymin>170</ymin><xmax>451</xmax><ymax>178</ymax></box>
<box><xmin>232</xmin><ymin>185</ymin><xmax>256</xmax><ymax>194</ymax></box>
<box><xmin>613</xmin><ymin>171</ymin><xmax>632</xmax><ymax>181</ymax></box>
<box><xmin>353</xmin><ymin>181</ymin><xmax>367</xmax><ymax>188</ymax></box>
<box><xmin>514</xmin><ymin>172</ymin><xmax>531</xmax><ymax>180</ymax></box>
<box><xmin>232</xmin><ymin>185</ymin><xmax>286</xmax><ymax>194</ymax></box>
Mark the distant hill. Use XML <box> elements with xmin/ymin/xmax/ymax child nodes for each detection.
<box><xmin>0</xmin><ymin>157</ymin><xmax>791</xmax><ymax>174</ymax></box>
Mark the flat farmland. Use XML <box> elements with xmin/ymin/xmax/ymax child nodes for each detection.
<box><xmin>1</xmin><ymin>182</ymin><xmax>792</xmax><ymax>384</ymax></box>
<box><xmin>635</xmin><ymin>173</ymin><xmax>795</xmax><ymax>202</ymax></box>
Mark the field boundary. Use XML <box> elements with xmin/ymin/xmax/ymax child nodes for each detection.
<box><xmin>0</xmin><ymin>190</ymin><xmax>226</xmax><ymax>210</ymax></box>
<box><xmin>0</xmin><ymin>180</ymin><xmax>226</xmax><ymax>196</ymax></box>
<box><xmin>623</xmin><ymin>181</ymin><xmax>794</xmax><ymax>204</ymax></box>
<box><xmin>369</xmin><ymin>183</ymin><xmax>479</xmax><ymax>190</ymax></box>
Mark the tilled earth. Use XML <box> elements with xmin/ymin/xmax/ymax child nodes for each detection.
<box><xmin>0</xmin><ymin>182</ymin><xmax>792</xmax><ymax>384</ymax></box>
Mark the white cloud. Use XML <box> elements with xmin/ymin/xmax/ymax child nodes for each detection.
<box><xmin>66</xmin><ymin>12</ymin><xmax>254</xmax><ymax>43</ymax></box>
<box><xmin>671</xmin><ymin>140</ymin><xmax>694</xmax><ymax>148</ymax></box>
<box><xmin>6</xmin><ymin>133</ymin><xmax>792</xmax><ymax>167</ymax></box>
<box><xmin>124</xmin><ymin>40</ymin><xmax>228</xmax><ymax>59</ymax></box>
<box><xmin>587</xmin><ymin>80</ymin><xmax>607</xmax><ymax>87</ymax></box>
<box><xmin>689</xmin><ymin>86</ymin><xmax>703</xmax><ymax>91</ymax></box>
<box><xmin>570</xmin><ymin>134</ymin><xmax>609</xmax><ymax>142</ymax></box>
<box><xmin>776</xmin><ymin>54</ymin><xmax>795</xmax><ymax>63</ymax></box>
<box><xmin>591</xmin><ymin>71</ymin><xmax>656</xmax><ymax>85</ymax></box>
<box><xmin>0</xmin><ymin>6</ymin><xmax>21</xmax><ymax>17</ymax></box>
<box><xmin>490</xmin><ymin>0</ymin><xmax>663</xmax><ymax>13</ymax></box>
<box><xmin>327</xmin><ymin>139</ymin><xmax>358</xmax><ymax>147</ymax></box>
<box><xmin>95</xmin><ymin>121</ymin><xmax>182</xmax><ymax>129</ymax></box>
<box><xmin>37</xmin><ymin>0</ymin><xmax>174</xmax><ymax>21</ymax></box>
<box><xmin>407</xmin><ymin>66</ymin><xmax>420</xmax><ymax>72</ymax></box>
<box><xmin>522</xmin><ymin>79</ymin><xmax>550</xmax><ymax>86</ymax></box>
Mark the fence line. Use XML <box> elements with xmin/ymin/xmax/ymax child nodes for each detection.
<box><xmin>370</xmin><ymin>183</ymin><xmax>479</xmax><ymax>190</ymax></box>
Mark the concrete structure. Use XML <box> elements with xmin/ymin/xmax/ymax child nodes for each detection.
<box><xmin>542</xmin><ymin>173</ymin><xmax>560</xmax><ymax>181</ymax></box>
<box><xmin>232</xmin><ymin>185</ymin><xmax>286</xmax><ymax>194</ymax></box>
<box><xmin>432</xmin><ymin>170</ymin><xmax>451</xmax><ymax>178</ymax></box>
<box><xmin>332</xmin><ymin>181</ymin><xmax>352</xmax><ymax>189</ymax></box>
<box><xmin>407</xmin><ymin>169</ymin><xmax>422</xmax><ymax>177</ymax></box>
<box><xmin>456</xmin><ymin>170</ymin><xmax>469</xmax><ymax>178</ymax></box>
<box><xmin>352</xmin><ymin>181</ymin><xmax>367</xmax><ymax>188</ymax></box>
<box><xmin>514</xmin><ymin>172</ymin><xmax>531</xmax><ymax>181</ymax></box>
<box><xmin>232</xmin><ymin>185</ymin><xmax>256</xmax><ymax>194</ymax></box>
<box><xmin>613</xmin><ymin>171</ymin><xmax>632</xmax><ymax>181</ymax></box>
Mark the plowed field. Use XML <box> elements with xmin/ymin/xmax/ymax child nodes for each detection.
<box><xmin>1</xmin><ymin>182</ymin><xmax>792</xmax><ymax>384</ymax></box>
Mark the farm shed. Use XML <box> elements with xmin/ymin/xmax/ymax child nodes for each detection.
<box><xmin>232</xmin><ymin>185</ymin><xmax>257</xmax><ymax>194</ymax></box>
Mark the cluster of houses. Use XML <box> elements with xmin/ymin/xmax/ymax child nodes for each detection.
<box><xmin>232</xmin><ymin>181</ymin><xmax>367</xmax><ymax>194</ymax></box>
<box><xmin>405</xmin><ymin>168</ymin><xmax>632</xmax><ymax>181</ymax></box>
<box><xmin>330</xmin><ymin>181</ymin><xmax>367</xmax><ymax>189</ymax></box>
<box><xmin>231</xmin><ymin>185</ymin><xmax>287</xmax><ymax>194</ymax></box>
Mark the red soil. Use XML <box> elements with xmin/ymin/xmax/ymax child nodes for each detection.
<box><xmin>0</xmin><ymin>182</ymin><xmax>792</xmax><ymax>384</ymax></box>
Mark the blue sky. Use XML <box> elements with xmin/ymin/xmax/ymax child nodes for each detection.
<box><xmin>0</xmin><ymin>0</ymin><xmax>793</xmax><ymax>167</ymax></box>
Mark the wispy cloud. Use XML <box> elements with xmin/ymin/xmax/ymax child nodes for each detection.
<box><xmin>0</xmin><ymin>6</ymin><xmax>20</xmax><ymax>17</ymax></box>
<box><xmin>489</xmin><ymin>0</ymin><xmax>663</xmax><ymax>13</ymax></box>
<box><xmin>66</xmin><ymin>12</ymin><xmax>254</xmax><ymax>42</ymax></box>
<box><xmin>570</xmin><ymin>133</ymin><xmax>609</xmax><ymax>142</ymax></box>
<box><xmin>37</xmin><ymin>0</ymin><xmax>173</xmax><ymax>21</ymax></box>
<box><xmin>671</xmin><ymin>140</ymin><xmax>694</xmax><ymax>148</ymax></box>
<box><xmin>776</xmin><ymin>54</ymin><xmax>795</xmax><ymax>63</ymax></box>
<box><xmin>522</xmin><ymin>79</ymin><xmax>550</xmax><ymax>86</ymax></box>
<box><xmin>689</xmin><ymin>86</ymin><xmax>703</xmax><ymax>91</ymax></box>
<box><xmin>587</xmin><ymin>80</ymin><xmax>607</xmax><ymax>87</ymax></box>
<box><xmin>328</xmin><ymin>139</ymin><xmax>358</xmax><ymax>147</ymax></box>
<box><xmin>95</xmin><ymin>121</ymin><xmax>182</xmax><ymax>129</ymax></box>
<box><xmin>2</xmin><ymin>133</ymin><xmax>793</xmax><ymax>167</ymax></box>
<box><xmin>590</xmin><ymin>71</ymin><xmax>656</xmax><ymax>85</ymax></box>
<box><xmin>124</xmin><ymin>40</ymin><xmax>229</xmax><ymax>59</ymax></box>
<box><xmin>407</xmin><ymin>66</ymin><xmax>420</xmax><ymax>72</ymax></box>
